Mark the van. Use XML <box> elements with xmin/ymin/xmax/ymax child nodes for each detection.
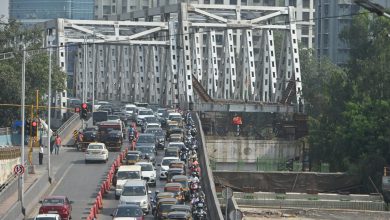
<box><xmin>115</xmin><ymin>165</ymin><xmax>142</xmax><ymax>199</ymax></box>
<box><xmin>120</xmin><ymin>179</ymin><xmax>151</xmax><ymax>214</ymax></box>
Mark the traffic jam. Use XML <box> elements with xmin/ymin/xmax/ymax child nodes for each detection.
<box><xmin>35</xmin><ymin>103</ymin><xmax>208</xmax><ymax>220</ymax></box>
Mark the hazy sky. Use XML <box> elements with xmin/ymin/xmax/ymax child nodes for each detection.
<box><xmin>0</xmin><ymin>0</ymin><xmax>8</xmax><ymax>20</ymax></box>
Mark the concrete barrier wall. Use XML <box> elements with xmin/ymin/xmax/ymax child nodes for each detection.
<box><xmin>0</xmin><ymin>158</ymin><xmax>20</xmax><ymax>185</ymax></box>
<box><xmin>206</xmin><ymin>139</ymin><xmax>300</xmax><ymax>162</ymax></box>
<box><xmin>195</xmin><ymin>113</ymin><xmax>224</xmax><ymax>220</ymax></box>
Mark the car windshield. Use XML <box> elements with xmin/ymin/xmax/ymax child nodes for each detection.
<box><xmin>125</xmin><ymin>107</ymin><xmax>135</xmax><ymax>112</ymax></box>
<box><xmin>137</xmin><ymin>135</ymin><xmax>155</xmax><ymax>143</ymax></box>
<box><xmin>108</xmin><ymin>115</ymin><xmax>119</xmax><ymax>120</ymax></box>
<box><xmin>115</xmin><ymin>206</ymin><xmax>143</xmax><ymax>217</ymax></box>
<box><xmin>126</xmin><ymin>154</ymin><xmax>138</xmax><ymax>160</ymax></box>
<box><xmin>147</xmin><ymin>124</ymin><xmax>160</xmax><ymax>129</ymax></box>
<box><xmin>139</xmin><ymin>110</ymin><xmax>153</xmax><ymax>115</ymax></box>
<box><xmin>159</xmin><ymin>204</ymin><xmax>174</xmax><ymax>212</ymax></box>
<box><xmin>137</xmin><ymin>147</ymin><xmax>154</xmax><ymax>154</ymax></box>
<box><xmin>162</xmin><ymin>159</ymin><xmax>178</xmax><ymax>166</ymax></box>
<box><xmin>117</xmin><ymin>171</ymin><xmax>140</xmax><ymax>180</ymax></box>
<box><xmin>122</xmin><ymin>186</ymin><xmax>146</xmax><ymax>196</ymax></box>
<box><xmin>139</xmin><ymin>164</ymin><xmax>153</xmax><ymax>171</ymax></box>
<box><xmin>145</xmin><ymin>129</ymin><xmax>161</xmax><ymax>134</ymax></box>
<box><xmin>88</xmin><ymin>145</ymin><xmax>103</xmax><ymax>150</ymax></box>
<box><xmin>145</xmin><ymin>117</ymin><xmax>159</xmax><ymax>123</ymax></box>
<box><xmin>42</xmin><ymin>198</ymin><xmax>64</xmax><ymax>205</ymax></box>
<box><xmin>165</xmin><ymin>151</ymin><xmax>178</xmax><ymax>157</ymax></box>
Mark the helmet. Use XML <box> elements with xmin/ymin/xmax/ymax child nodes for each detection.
<box><xmin>193</xmin><ymin>160</ymin><xmax>199</xmax><ymax>166</ymax></box>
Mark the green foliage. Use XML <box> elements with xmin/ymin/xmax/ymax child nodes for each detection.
<box><xmin>303</xmin><ymin>13</ymin><xmax>390</xmax><ymax>191</ymax></box>
<box><xmin>0</xmin><ymin>20</ymin><xmax>66</xmax><ymax>126</ymax></box>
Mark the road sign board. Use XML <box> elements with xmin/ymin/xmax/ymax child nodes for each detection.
<box><xmin>222</xmin><ymin>187</ymin><xmax>233</xmax><ymax>199</ymax></box>
<box><xmin>14</xmin><ymin>164</ymin><xmax>25</xmax><ymax>175</ymax></box>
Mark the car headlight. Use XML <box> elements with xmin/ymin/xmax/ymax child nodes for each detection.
<box><xmin>151</xmin><ymin>173</ymin><xmax>156</xmax><ymax>177</ymax></box>
<box><xmin>141</xmin><ymin>200</ymin><xmax>147</xmax><ymax>205</ymax></box>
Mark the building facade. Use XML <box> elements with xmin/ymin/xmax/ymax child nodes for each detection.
<box><xmin>9</xmin><ymin>0</ymin><xmax>94</xmax><ymax>25</ymax></box>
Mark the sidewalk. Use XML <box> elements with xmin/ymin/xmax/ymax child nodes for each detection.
<box><xmin>0</xmin><ymin>151</ymin><xmax>47</xmax><ymax>217</ymax></box>
<box><xmin>0</xmin><ymin>118</ymin><xmax>82</xmax><ymax>220</ymax></box>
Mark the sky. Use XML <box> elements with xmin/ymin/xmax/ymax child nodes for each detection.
<box><xmin>0</xmin><ymin>0</ymin><xmax>8</xmax><ymax>20</ymax></box>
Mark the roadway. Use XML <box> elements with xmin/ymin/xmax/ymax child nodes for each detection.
<box><xmin>97</xmin><ymin>141</ymin><xmax>174</xmax><ymax>219</ymax></box>
<box><xmin>26</xmin><ymin>145</ymin><xmax>123</xmax><ymax>219</ymax></box>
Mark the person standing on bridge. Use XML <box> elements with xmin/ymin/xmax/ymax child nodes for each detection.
<box><xmin>54</xmin><ymin>134</ymin><xmax>62</xmax><ymax>155</ymax></box>
<box><xmin>39</xmin><ymin>144</ymin><xmax>44</xmax><ymax>165</ymax></box>
<box><xmin>232</xmin><ymin>114</ymin><xmax>243</xmax><ymax>136</ymax></box>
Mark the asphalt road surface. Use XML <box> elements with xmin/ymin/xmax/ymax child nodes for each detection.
<box><xmin>26</xmin><ymin>145</ymin><xmax>123</xmax><ymax>219</ymax></box>
<box><xmin>97</xmin><ymin>141</ymin><xmax>175</xmax><ymax>220</ymax></box>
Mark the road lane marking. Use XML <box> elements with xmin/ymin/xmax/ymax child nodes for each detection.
<box><xmin>49</xmin><ymin>163</ymin><xmax>74</xmax><ymax>195</ymax></box>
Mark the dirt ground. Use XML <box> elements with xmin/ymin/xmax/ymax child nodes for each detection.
<box><xmin>241</xmin><ymin>208</ymin><xmax>390</xmax><ymax>220</ymax></box>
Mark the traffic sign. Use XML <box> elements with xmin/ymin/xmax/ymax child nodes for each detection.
<box><xmin>14</xmin><ymin>164</ymin><xmax>25</xmax><ymax>175</ymax></box>
<box><xmin>222</xmin><ymin>187</ymin><xmax>233</xmax><ymax>199</ymax></box>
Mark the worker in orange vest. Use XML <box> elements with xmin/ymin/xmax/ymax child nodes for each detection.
<box><xmin>232</xmin><ymin>114</ymin><xmax>243</xmax><ymax>136</ymax></box>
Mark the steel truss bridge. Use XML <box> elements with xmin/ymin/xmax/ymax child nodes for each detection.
<box><xmin>40</xmin><ymin>3</ymin><xmax>303</xmax><ymax>113</ymax></box>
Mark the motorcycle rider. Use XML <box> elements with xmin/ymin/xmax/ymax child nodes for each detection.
<box><xmin>128</xmin><ymin>123</ymin><xmax>138</xmax><ymax>150</ymax></box>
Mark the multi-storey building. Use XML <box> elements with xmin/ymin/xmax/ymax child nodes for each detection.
<box><xmin>9</xmin><ymin>0</ymin><xmax>94</xmax><ymax>25</ymax></box>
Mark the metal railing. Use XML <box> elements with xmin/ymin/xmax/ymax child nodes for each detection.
<box><xmin>55</xmin><ymin>113</ymin><xmax>78</xmax><ymax>136</ymax></box>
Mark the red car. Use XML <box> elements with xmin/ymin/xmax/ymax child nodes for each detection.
<box><xmin>39</xmin><ymin>195</ymin><xmax>73</xmax><ymax>220</ymax></box>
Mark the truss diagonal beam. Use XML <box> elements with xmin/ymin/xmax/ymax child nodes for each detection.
<box><xmin>250</xmin><ymin>10</ymin><xmax>286</xmax><ymax>24</ymax></box>
<box><xmin>127</xmin><ymin>26</ymin><xmax>166</xmax><ymax>40</ymax></box>
<box><xmin>68</xmin><ymin>24</ymin><xmax>105</xmax><ymax>39</ymax></box>
<box><xmin>191</xmin><ymin>8</ymin><xmax>228</xmax><ymax>23</ymax></box>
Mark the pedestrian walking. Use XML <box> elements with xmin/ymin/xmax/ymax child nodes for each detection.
<box><xmin>54</xmin><ymin>134</ymin><xmax>62</xmax><ymax>155</ymax></box>
<box><xmin>39</xmin><ymin>145</ymin><xmax>44</xmax><ymax>165</ymax></box>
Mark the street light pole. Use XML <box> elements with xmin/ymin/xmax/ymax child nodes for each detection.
<box><xmin>47</xmin><ymin>47</ymin><xmax>52</xmax><ymax>183</ymax></box>
<box><xmin>19</xmin><ymin>44</ymin><xmax>26</xmax><ymax>216</ymax></box>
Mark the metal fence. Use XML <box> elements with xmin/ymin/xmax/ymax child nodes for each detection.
<box><xmin>217</xmin><ymin>192</ymin><xmax>387</xmax><ymax>211</ymax></box>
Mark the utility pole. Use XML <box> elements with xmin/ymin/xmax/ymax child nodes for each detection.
<box><xmin>19</xmin><ymin>44</ymin><xmax>26</xmax><ymax>216</ymax></box>
<box><xmin>47</xmin><ymin>47</ymin><xmax>52</xmax><ymax>183</ymax></box>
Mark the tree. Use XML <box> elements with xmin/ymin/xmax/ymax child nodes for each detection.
<box><xmin>0</xmin><ymin>20</ymin><xmax>66</xmax><ymax>126</ymax></box>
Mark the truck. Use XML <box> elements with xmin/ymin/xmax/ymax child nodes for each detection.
<box><xmin>97</xmin><ymin>121</ymin><xmax>124</xmax><ymax>151</ymax></box>
<box><xmin>93</xmin><ymin>111</ymin><xmax>108</xmax><ymax>125</ymax></box>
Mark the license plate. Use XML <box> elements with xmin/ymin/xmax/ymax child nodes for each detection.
<box><xmin>93</xmin><ymin>152</ymin><xmax>100</xmax><ymax>154</ymax></box>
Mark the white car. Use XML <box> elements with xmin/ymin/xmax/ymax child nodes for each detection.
<box><xmin>34</xmin><ymin>214</ymin><xmax>61</xmax><ymax>220</ymax></box>
<box><xmin>119</xmin><ymin>179</ymin><xmax>151</xmax><ymax>214</ymax></box>
<box><xmin>85</xmin><ymin>143</ymin><xmax>109</xmax><ymax>163</ymax></box>
<box><xmin>158</xmin><ymin>157</ymin><xmax>180</xmax><ymax>179</ymax></box>
<box><xmin>136</xmin><ymin>108</ymin><xmax>155</xmax><ymax>125</ymax></box>
<box><xmin>136</xmin><ymin>162</ymin><xmax>156</xmax><ymax>186</ymax></box>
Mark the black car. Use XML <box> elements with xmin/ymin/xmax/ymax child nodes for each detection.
<box><xmin>144</xmin><ymin>128</ymin><xmax>166</xmax><ymax>150</ymax></box>
<box><xmin>83</xmin><ymin>130</ymin><xmax>97</xmax><ymax>142</ymax></box>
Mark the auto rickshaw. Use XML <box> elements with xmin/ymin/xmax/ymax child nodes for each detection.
<box><xmin>171</xmin><ymin>175</ymin><xmax>189</xmax><ymax>201</ymax></box>
<box><xmin>155</xmin><ymin>197</ymin><xmax>179</xmax><ymax>220</ymax></box>
<box><xmin>125</xmin><ymin>151</ymin><xmax>141</xmax><ymax>165</ymax></box>
<box><xmin>164</xmin><ymin>182</ymin><xmax>185</xmax><ymax>203</ymax></box>
<box><xmin>169</xmin><ymin>161</ymin><xmax>186</xmax><ymax>173</ymax></box>
<box><xmin>167</xmin><ymin>211</ymin><xmax>192</xmax><ymax>220</ymax></box>
<box><xmin>151</xmin><ymin>191</ymin><xmax>176</xmax><ymax>216</ymax></box>
<box><xmin>167</xmin><ymin>168</ymin><xmax>185</xmax><ymax>183</ymax></box>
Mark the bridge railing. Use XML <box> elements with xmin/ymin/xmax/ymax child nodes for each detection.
<box><xmin>194</xmin><ymin>112</ymin><xmax>224</xmax><ymax>220</ymax></box>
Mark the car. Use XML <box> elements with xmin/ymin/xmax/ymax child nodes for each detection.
<box><xmin>136</xmin><ymin>161</ymin><xmax>157</xmax><ymax>186</ymax></box>
<box><xmin>144</xmin><ymin>128</ymin><xmax>165</xmax><ymax>150</ymax></box>
<box><xmin>111</xmin><ymin>204</ymin><xmax>144</xmax><ymax>220</ymax></box>
<box><xmin>136</xmin><ymin>145</ymin><xmax>156</xmax><ymax>164</ymax></box>
<box><xmin>34</xmin><ymin>214</ymin><xmax>61</xmax><ymax>220</ymax></box>
<box><xmin>164</xmin><ymin>147</ymin><xmax>180</xmax><ymax>158</ymax></box>
<box><xmin>38</xmin><ymin>196</ymin><xmax>73</xmax><ymax>220</ymax></box>
<box><xmin>156</xmin><ymin>108</ymin><xmax>167</xmax><ymax>118</ymax></box>
<box><xmin>107</xmin><ymin>114</ymin><xmax>121</xmax><ymax>123</ymax></box>
<box><xmin>167</xmin><ymin>168</ymin><xmax>186</xmax><ymax>182</ymax></box>
<box><xmin>136</xmin><ymin>108</ymin><xmax>155</xmax><ymax>125</ymax></box>
<box><xmin>155</xmin><ymin>198</ymin><xmax>179</xmax><ymax>220</ymax></box>
<box><xmin>125</xmin><ymin>151</ymin><xmax>142</xmax><ymax>165</ymax></box>
<box><xmin>85</xmin><ymin>142</ymin><xmax>109</xmax><ymax>163</ymax></box>
<box><xmin>167</xmin><ymin>142</ymin><xmax>186</xmax><ymax>151</ymax></box>
<box><xmin>158</xmin><ymin>157</ymin><xmax>180</xmax><ymax>179</ymax></box>
<box><xmin>119</xmin><ymin>179</ymin><xmax>151</xmax><ymax>214</ymax></box>
<box><xmin>115</xmin><ymin>165</ymin><xmax>142</xmax><ymax>199</ymax></box>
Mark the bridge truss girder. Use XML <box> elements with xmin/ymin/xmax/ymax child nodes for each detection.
<box><xmin>40</xmin><ymin>3</ymin><xmax>303</xmax><ymax>113</ymax></box>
